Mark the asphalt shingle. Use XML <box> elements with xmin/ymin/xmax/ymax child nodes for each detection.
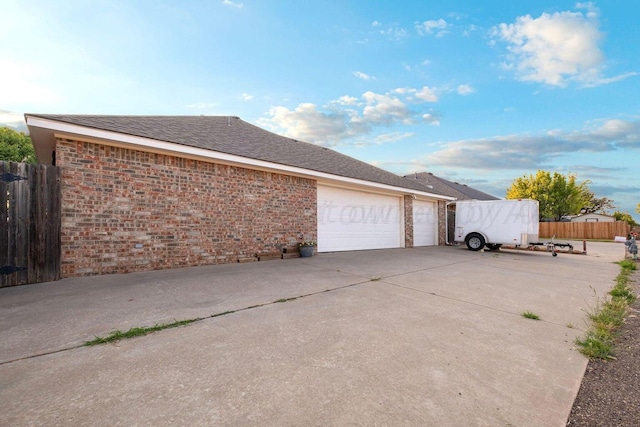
<box><xmin>27</xmin><ymin>114</ymin><xmax>451</xmax><ymax>196</ymax></box>
<box><xmin>404</xmin><ymin>172</ymin><xmax>499</xmax><ymax>200</ymax></box>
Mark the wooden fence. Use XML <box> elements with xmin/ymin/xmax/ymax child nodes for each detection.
<box><xmin>539</xmin><ymin>221</ymin><xmax>630</xmax><ymax>240</ymax></box>
<box><xmin>1</xmin><ymin>161</ymin><xmax>61</xmax><ymax>287</ymax></box>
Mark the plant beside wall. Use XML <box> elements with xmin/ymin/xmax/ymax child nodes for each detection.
<box><xmin>299</xmin><ymin>241</ymin><xmax>316</xmax><ymax>257</ymax></box>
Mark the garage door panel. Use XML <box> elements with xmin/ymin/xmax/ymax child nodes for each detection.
<box><xmin>318</xmin><ymin>186</ymin><xmax>402</xmax><ymax>252</ymax></box>
<box><xmin>413</xmin><ymin>200</ymin><xmax>436</xmax><ymax>246</ymax></box>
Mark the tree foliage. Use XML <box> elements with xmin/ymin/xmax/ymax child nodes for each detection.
<box><xmin>0</xmin><ymin>127</ymin><xmax>36</xmax><ymax>164</ymax></box>
<box><xmin>506</xmin><ymin>171</ymin><xmax>591</xmax><ymax>221</ymax></box>
<box><xmin>581</xmin><ymin>192</ymin><xmax>615</xmax><ymax>214</ymax></box>
<box><xmin>612</xmin><ymin>211</ymin><xmax>638</xmax><ymax>227</ymax></box>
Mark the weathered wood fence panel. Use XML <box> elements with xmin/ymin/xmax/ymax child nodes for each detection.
<box><xmin>1</xmin><ymin>161</ymin><xmax>61</xmax><ymax>287</ymax></box>
<box><xmin>539</xmin><ymin>221</ymin><xmax>630</xmax><ymax>240</ymax></box>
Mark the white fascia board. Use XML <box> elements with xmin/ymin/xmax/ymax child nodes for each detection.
<box><xmin>25</xmin><ymin>115</ymin><xmax>453</xmax><ymax>201</ymax></box>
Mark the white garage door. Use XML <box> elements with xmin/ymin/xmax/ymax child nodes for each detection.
<box><xmin>317</xmin><ymin>185</ymin><xmax>403</xmax><ymax>252</ymax></box>
<box><xmin>413</xmin><ymin>200</ymin><xmax>437</xmax><ymax>246</ymax></box>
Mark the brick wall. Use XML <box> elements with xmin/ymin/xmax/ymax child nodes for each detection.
<box><xmin>403</xmin><ymin>195</ymin><xmax>414</xmax><ymax>248</ymax></box>
<box><xmin>437</xmin><ymin>200</ymin><xmax>447</xmax><ymax>245</ymax></box>
<box><xmin>55</xmin><ymin>138</ymin><xmax>317</xmax><ymax>277</ymax></box>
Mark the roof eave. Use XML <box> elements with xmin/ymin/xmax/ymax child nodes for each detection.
<box><xmin>25</xmin><ymin>115</ymin><xmax>453</xmax><ymax>201</ymax></box>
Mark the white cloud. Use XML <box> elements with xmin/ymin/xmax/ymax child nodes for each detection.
<box><xmin>415</xmin><ymin>86</ymin><xmax>439</xmax><ymax>102</ymax></box>
<box><xmin>427</xmin><ymin>118</ymin><xmax>640</xmax><ymax>170</ymax></box>
<box><xmin>352</xmin><ymin>132</ymin><xmax>416</xmax><ymax>148</ymax></box>
<box><xmin>576</xmin><ymin>2</ymin><xmax>599</xmax><ymax>18</ymax></box>
<box><xmin>457</xmin><ymin>84</ymin><xmax>475</xmax><ymax>95</ymax></box>
<box><xmin>392</xmin><ymin>88</ymin><xmax>409</xmax><ymax>95</ymax></box>
<box><xmin>258</xmin><ymin>104</ymin><xmax>355</xmax><ymax>145</ymax></box>
<box><xmin>422</xmin><ymin>113</ymin><xmax>440</xmax><ymax>126</ymax></box>
<box><xmin>260</xmin><ymin>86</ymin><xmax>446</xmax><ymax>145</ymax></box>
<box><xmin>580</xmin><ymin>72</ymin><xmax>639</xmax><ymax>88</ymax></box>
<box><xmin>362</xmin><ymin>91</ymin><xmax>412</xmax><ymax>125</ymax></box>
<box><xmin>0</xmin><ymin>109</ymin><xmax>26</xmax><ymax>130</ymax></box>
<box><xmin>463</xmin><ymin>24</ymin><xmax>478</xmax><ymax>37</ymax></box>
<box><xmin>378</xmin><ymin>24</ymin><xmax>408</xmax><ymax>40</ymax></box>
<box><xmin>491</xmin><ymin>5</ymin><xmax>606</xmax><ymax>86</ymax></box>
<box><xmin>333</xmin><ymin>95</ymin><xmax>359</xmax><ymax>106</ymax></box>
<box><xmin>241</xmin><ymin>93</ymin><xmax>253</xmax><ymax>101</ymax></box>
<box><xmin>415</xmin><ymin>19</ymin><xmax>449</xmax><ymax>37</ymax></box>
<box><xmin>353</xmin><ymin>71</ymin><xmax>375</xmax><ymax>80</ymax></box>
<box><xmin>373</xmin><ymin>132</ymin><xmax>414</xmax><ymax>144</ymax></box>
<box><xmin>222</xmin><ymin>0</ymin><xmax>243</xmax><ymax>9</ymax></box>
<box><xmin>576</xmin><ymin>118</ymin><xmax>640</xmax><ymax>149</ymax></box>
<box><xmin>393</xmin><ymin>86</ymin><xmax>438</xmax><ymax>102</ymax></box>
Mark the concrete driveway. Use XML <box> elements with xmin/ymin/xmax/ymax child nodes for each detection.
<box><xmin>0</xmin><ymin>242</ymin><xmax>624</xmax><ymax>426</ymax></box>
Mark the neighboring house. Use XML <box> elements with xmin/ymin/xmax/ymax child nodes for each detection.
<box><xmin>567</xmin><ymin>213</ymin><xmax>616</xmax><ymax>223</ymax></box>
<box><xmin>404</xmin><ymin>172</ymin><xmax>500</xmax><ymax>200</ymax></box>
<box><xmin>26</xmin><ymin>114</ymin><xmax>454</xmax><ymax>277</ymax></box>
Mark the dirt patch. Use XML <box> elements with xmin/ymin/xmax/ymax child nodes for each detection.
<box><xmin>567</xmin><ymin>268</ymin><xmax>640</xmax><ymax>426</ymax></box>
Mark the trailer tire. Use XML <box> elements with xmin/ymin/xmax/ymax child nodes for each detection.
<box><xmin>465</xmin><ymin>233</ymin><xmax>485</xmax><ymax>251</ymax></box>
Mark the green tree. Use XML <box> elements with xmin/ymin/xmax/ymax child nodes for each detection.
<box><xmin>506</xmin><ymin>170</ymin><xmax>591</xmax><ymax>221</ymax></box>
<box><xmin>636</xmin><ymin>203</ymin><xmax>640</xmax><ymax>214</ymax></box>
<box><xmin>0</xmin><ymin>127</ymin><xmax>36</xmax><ymax>163</ymax></box>
<box><xmin>612</xmin><ymin>211</ymin><xmax>638</xmax><ymax>227</ymax></box>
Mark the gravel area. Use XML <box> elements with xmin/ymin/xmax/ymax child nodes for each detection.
<box><xmin>567</xmin><ymin>267</ymin><xmax>640</xmax><ymax>427</ymax></box>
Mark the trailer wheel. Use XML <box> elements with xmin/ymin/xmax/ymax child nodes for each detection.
<box><xmin>465</xmin><ymin>233</ymin><xmax>485</xmax><ymax>251</ymax></box>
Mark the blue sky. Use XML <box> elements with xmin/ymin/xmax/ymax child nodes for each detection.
<box><xmin>1</xmin><ymin>0</ymin><xmax>639</xmax><ymax>220</ymax></box>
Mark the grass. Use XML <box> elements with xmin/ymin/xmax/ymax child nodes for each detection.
<box><xmin>522</xmin><ymin>311</ymin><xmax>540</xmax><ymax>320</ymax></box>
<box><xmin>575</xmin><ymin>259</ymin><xmax>637</xmax><ymax>359</ymax></box>
<box><xmin>85</xmin><ymin>319</ymin><xmax>199</xmax><ymax>346</ymax></box>
<box><xmin>84</xmin><ymin>293</ymin><xmax>311</xmax><ymax>346</ymax></box>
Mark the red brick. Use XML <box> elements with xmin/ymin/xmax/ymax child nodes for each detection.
<box><xmin>55</xmin><ymin>138</ymin><xmax>317</xmax><ymax>277</ymax></box>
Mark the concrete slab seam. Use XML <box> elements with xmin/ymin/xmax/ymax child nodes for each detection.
<box><xmin>0</xmin><ymin>277</ymin><xmax>376</xmax><ymax>367</ymax></box>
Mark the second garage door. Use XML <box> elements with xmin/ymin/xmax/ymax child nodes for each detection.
<box><xmin>413</xmin><ymin>200</ymin><xmax>437</xmax><ymax>246</ymax></box>
<box><xmin>317</xmin><ymin>185</ymin><xmax>403</xmax><ymax>252</ymax></box>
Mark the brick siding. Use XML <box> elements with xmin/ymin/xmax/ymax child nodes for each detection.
<box><xmin>403</xmin><ymin>195</ymin><xmax>414</xmax><ymax>248</ymax></box>
<box><xmin>55</xmin><ymin>138</ymin><xmax>317</xmax><ymax>277</ymax></box>
<box><xmin>437</xmin><ymin>200</ymin><xmax>447</xmax><ymax>245</ymax></box>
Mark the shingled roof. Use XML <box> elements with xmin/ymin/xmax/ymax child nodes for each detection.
<box><xmin>26</xmin><ymin>114</ymin><xmax>452</xmax><ymax>197</ymax></box>
<box><xmin>404</xmin><ymin>172</ymin><xmax>499</xmax><ymax>200</ymax></box>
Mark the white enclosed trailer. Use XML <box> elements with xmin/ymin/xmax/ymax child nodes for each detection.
<box><xmin>454</xmin><ymin>199</ymin><xmax>539</xmax><ymax>251</ymax></box>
